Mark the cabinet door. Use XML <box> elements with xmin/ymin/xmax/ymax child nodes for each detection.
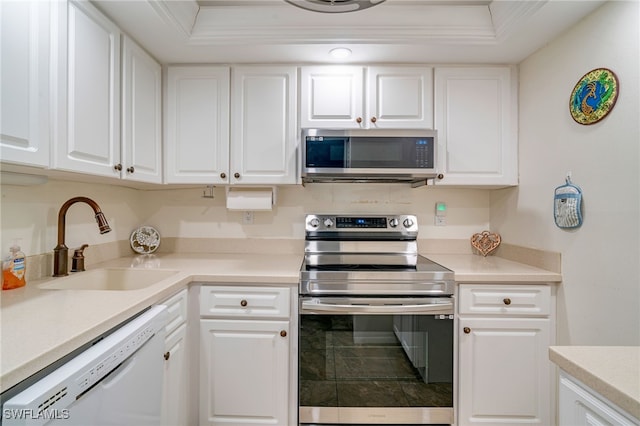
<box><xmin>300</xmin><ymin>66</ymin><xmax>364</xmax><ymax>129</ymax></box>
<box><xmin>165</xmin><ymin>66</ymin><xmax>230</xmax><ymax>184</ymax></box>
<box><xmin>434</xmin><ymin>67</ymin><xmax>517</xmax><ymax>186</ymax></box>
<box><xmin>121</xmin><ymin>36</ymin><xmax>162</xmax><ymax>183</ymax></box>
<box><xmin>54</xmin><ymin>0</ymin><xmax>121</xmax><ymax>177</ymax></box>
<box><xmin>368</xmin><ymin>67</ymin><xmax>433</xmax><ymax>129</ymax></box>
<box><xmin>0</xmin><ymin>1</ymin><xmax>51</xmax><ymax>167</ymax></box>
<box><xmin>200</xmin><ymin>319</ymin><xmax>290</xmax><ymax>426</ymax></box>
<box><xmin>559</xmin><ymin>372</ymin><xmax>639</xmax><ymax>426</ymax></box>
<box><xmin>230</xmin><ymin>66</ymin><xmax>298</xmax><ymax>185</ymax></box>
<box><xmin>161</xmin><ymin>323</ymin><xmax>189</xmax><ymax>426</ymax></box>
<box><xmin>458</xmin><ymin>317</ymin><xmax>551</xmax><ymax>425</ymax></box>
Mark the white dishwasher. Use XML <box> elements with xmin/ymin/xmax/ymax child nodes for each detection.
<box><xmin>2</xmin><ymin>305</ymin><xmax>168</xmax><ymax>426</ymax></box>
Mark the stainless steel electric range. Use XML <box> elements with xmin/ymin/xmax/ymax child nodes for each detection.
<box><xmin>298</xmin><ymin>214</ymin><xmax>455</xmax><ymax>425</ymax></box>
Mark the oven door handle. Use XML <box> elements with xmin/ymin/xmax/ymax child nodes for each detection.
<box><xmin>300</xmin><ymin>298</ymin><xmax>453</xmax><ymax>314</ymax></box>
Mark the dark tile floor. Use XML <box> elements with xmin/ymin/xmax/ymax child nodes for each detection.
<box><xmin>299</xmin><ymin>316</ymin><xmax>453</xmax><ymax>408</ymax></box>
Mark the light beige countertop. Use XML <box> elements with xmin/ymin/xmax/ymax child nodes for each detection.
<box><xmin>1</xmin><ymin>252</ymin><xmax>559</xmax><ymax>393</ymax></box>
<box><xmin>427</xmin><ymin>253</ymin><xmax>562</xmax><ymax>283</ymax></box>
<box><xmin>550</xmin><ymin>346</ymin><xmax>640</xmax><ymax>419</ymax></box>
<box><xmin>0</xmin><ymin>253</ymin><xmax>302</xmax><ymax>392</ymax></box>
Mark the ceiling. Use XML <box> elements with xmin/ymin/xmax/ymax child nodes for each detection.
<box><xmin>93</xmin><ymin>0</ymin><xmax>607</xmax><ymax>65</ymax></box>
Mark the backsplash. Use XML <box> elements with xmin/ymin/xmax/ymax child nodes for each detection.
<box><xmin>2</xmin><ymin>179</ymin><xmax>491</xmax><ymax>255</ymax></box>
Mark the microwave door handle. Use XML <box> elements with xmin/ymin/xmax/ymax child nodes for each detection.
<box><xmin>301</xmin><ymin>299</ymin><xmax>453</xmax><ymax>314</ymax></box>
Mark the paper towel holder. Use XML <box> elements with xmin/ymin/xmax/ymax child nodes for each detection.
<box><xmin>225</xmin><ymin>186</ymin><xmax>277</xmax><ymax>211</ymax></box>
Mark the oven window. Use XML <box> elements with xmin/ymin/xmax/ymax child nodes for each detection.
<box><xmin>299</xmin><ymin>314</ymin><xmax>453</xmax><ymax>408</ymax></box>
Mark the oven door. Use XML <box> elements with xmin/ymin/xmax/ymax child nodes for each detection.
<box><xmin>299</xmin><ymin>297</ymin><xmax>454</xmax><ymax>425</ymax></box>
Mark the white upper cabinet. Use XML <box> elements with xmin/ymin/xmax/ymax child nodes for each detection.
<box><xmin>0</xmin><ymin>1</ymin><xmax>52</xmax><ymax>167</ymax></box>
<box><xmin>367</xmin><ymin>66</ymin><xmax>433</xmax><ymax>129</ymax></box>
<box><xmin>120</xmin><ymin>36</ymin><xmax>162</xmax><ymax>183</ymax></box>
<box><xmin>434</xmin><ymin>66</ymin><xmax>518</xmax><ymax>187</ymax></box>
<box><xmin>301</xmin><ymin>65</ymin><xmax>433</xmax><ymax>129</ymax></box>
<box><xmin>53</xmin><ymin>0</ymin><xmax>121</xmax><ymax>177</ymax></box>
<box><xmin>300</xmin><ymin>66</ymin><xmax>363</xmax><ymax>129</ymax></box>
<box><xmin>166</xmin><ymin>65</ymin><xmax>298</xmax><ymax>185</ymax></box>
<box><xmin>165</xmin><ymin>66</ymin><xmax>230</xmax><ymax>184</ymax></box>
<box><xmin>230</xmin><ymin>66</ymin><xmax>298</xmax><ymax>185</ymax></box>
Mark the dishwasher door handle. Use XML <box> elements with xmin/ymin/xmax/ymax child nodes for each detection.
<box><xmin>300</xmin><ymin>298</ymin><xmax>453</xmax><ymax>315</ymax></box>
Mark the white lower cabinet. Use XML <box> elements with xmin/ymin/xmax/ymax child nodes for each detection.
<box><xmin>199</xmin><ymin>285</ymin><xmax>292</xmax><ymax>426</ymax></box>
<box><xmin>457</xmin><ymin>284</ymin><xmax>555</xmax><ymax>426</ymax></box>
<box><xmin>559</xmin><ymin>371</ymin><xmax>639</xmax><ymax>426</ymax></box>
<box><xmin>160</xmin><ymin>289</ymin><xmax>190</xmax><ymax>426</ymax></box>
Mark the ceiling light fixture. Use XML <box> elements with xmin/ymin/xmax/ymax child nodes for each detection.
<box><xmin>285</xmin><ymin>0</ymin><xmax>385</xmax><ymax>14</ymax></box>
<box><xmin>329</xmin><ymin>47</ymin><xmax>352</xmax><ymax>59</ymax></box>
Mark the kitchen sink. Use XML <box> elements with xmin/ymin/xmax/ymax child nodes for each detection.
<box><xmin>39</xmin><ymin>268</ymin><xmax>180</xmax><ymax>291</ymax></box>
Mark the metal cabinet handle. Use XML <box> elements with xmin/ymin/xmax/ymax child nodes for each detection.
<box><xmin>164</xmin><ymin>351</ymin><xmax>170</xmax><ymax>360</ymax></box>
<box><xmin>240</xmin><ymin>299</ymin><xmax>248</xmax><ymax>307</ymax></box>
<box><xmin>437</xmin><ymin>174</ymin><xmax>444</xmax><ymax>180</ymax></box>
<box><xmin>370</xmin><ymin>116</ymin><xmax>377</xmax><ymax>123</ymax></box>
<box><xmin>301</xmin><ymin>298</ymin><xmax>453</xmax><ymax>314</ymax></box>
<box><xmin>463</xmin><ymin>327</ymin><xmax>471</xmax><ymax>334</ymax></box>
<box><xmin>356</xmin><ymin>117</ymin><xmax>363</xmax><ymax>124</ymax></box>
<box><xmin>126</xmin><ymin>166</ymin><xmax>135</xmax><ymax>174</ymax></box>
<box><xmin>114</xmin><ymin>163</ymin><xmax>122</xmax><ymax>171</ymax></box>
<box><xmin>280</xmin><ymin>330</ymin><xmax>287</xmax><ymax>337</ymax></box>
<box><xmin>503</xmin><ymin>298</ymin><xmax>512</xmax><ymax>305</ymax></box>
<box><xmin>234</xmin><ymin>172</ymin><xmax>240</xmax><ymax>179</ymax></box>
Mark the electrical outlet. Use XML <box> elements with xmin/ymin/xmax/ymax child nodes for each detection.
<box><xmin>243</xmin><ymin>211</ymin><xmax>254</xmax><ymax>224</ymax></box>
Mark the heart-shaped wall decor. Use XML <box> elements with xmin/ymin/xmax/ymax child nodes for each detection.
<box><xmin>470</xmin><ymin>231</ymin><xmax>501</xmax><ymax>257</ymax></box>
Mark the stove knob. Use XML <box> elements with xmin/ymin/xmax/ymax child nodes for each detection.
<box><xmin>389</xmin><ymin>218</ymin><xmax>399</xmax><ymax>228</ymax></box>
<box><xmin>309</xmin><ymin>218</ymin><xmax>320</xmax><ymax>228</ymax></box>
<box><xmin>403</xmin><ymin>218</ymin><xmax>414</xmax><ymax>228</ymax></box>
<box><xmin>323</xmin><ymin>218</ymin><xmax>334</xmax><ymax>228</ymax></box>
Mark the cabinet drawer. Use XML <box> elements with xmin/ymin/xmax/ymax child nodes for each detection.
<box><xmin>200</xmin><ymin>286</ymin><xmax>290</xmax><ymax>318</ymax></box>
<box><xmin>162</xmin><ymin>289</ymin><xmax>188</xmax><ymax>335</ymax></box>
<box><xmin>459</xmin><ymin>285</ymin><xmax>550</xmax><ymax>316</ymax></box>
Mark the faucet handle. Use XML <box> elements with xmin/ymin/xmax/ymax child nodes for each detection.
<box><xmin>71</xmin><ymin>244</ymin><xmax>89</xmax><ymax>272</ymax></box>
<box><xmin>74</xmin><ymin>244</ymin><xmax>89</xmax><ymax>256</ymax></box>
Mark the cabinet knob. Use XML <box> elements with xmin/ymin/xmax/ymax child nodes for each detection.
<box><xmin>437</xmin><ymin>174</ymin><xmax>444</xmax><ymax>180</ymax></box>
<box><xmin>164</xmin><ymin>351</ymin><xmax>170</xmax><ymax>360</ymax></box>
<box><xmin>240</xmin><ymin>299</ymin><xmax>248</xmax><ymax>307</ymax></box>
<box><xmin>503</xmin><ymin>298</ymin><xmax>512</xmax><ymax>305</ymax></box>
<box><xmin>370</xmin><ymin>116</ymin><xmax>377</xmax><ymax>123</ymax></box>
<box><xmin>234</xmin><ymin>172</ymin><xmax>240</xmax><ymax>179</ymax></box>
<box><xmin>280</xmin><ymin>330</ymin><xmax>287</xmax><ymax>337</ymax></box>
<box><xmin>463</xmin><ymin>327</ymin><xmax>471</xmax><ymax>334</ymax></box>
<box><xmin>356</xmin><ymin>117</ymin><xmax>363</xmax><ymax>124</ymax></box>
<box><xmin>220</xmin><ymin>172</ymin><xmax>226</xmax><ymax>179</ymax></box>
<box><xmin>114</xmin><ymin>163</ymin><xmax>122</xmax><ymax>171</ymax></box>
<box><xmin>126</xmin><ymin>166</ymin><xmax>135</xmax><ymax>174</ymax></box>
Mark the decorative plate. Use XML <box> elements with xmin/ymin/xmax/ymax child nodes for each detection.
<box><xmin>470</xmin><ymin>231</ymin><xmax>501</xmax><ymax>257</ymax></box>
<box><xmin>130</xmin><ymin>226</ymin><xmax>161</xmax><ymax>254</ymax></box>
<box><xmin>569</xmin><ymin>68</ymin><xmax>619</xmax><ymax>125</ymax></box>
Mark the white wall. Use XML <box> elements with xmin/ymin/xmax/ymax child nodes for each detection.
<box><xmin>491</xmin><ymin>1</ymin><xmax>640</xmax><ymax>345</ymax></box>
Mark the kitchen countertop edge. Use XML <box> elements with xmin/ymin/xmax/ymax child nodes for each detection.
<box><xmin>549</xmin><ymin>346</ymin><xmax>640</xmax><ymax>420</ymax></box>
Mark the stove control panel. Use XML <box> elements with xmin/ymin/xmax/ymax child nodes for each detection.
<box><xmin>305</xmin><ymin>214</ymin><xmax>418</xmax><ymax>234</ymax></box>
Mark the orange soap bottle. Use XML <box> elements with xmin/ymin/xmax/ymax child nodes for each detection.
<box><xmin>2</xmin><ymin>242</ymin><xmax>26</xmax><ymax>290</ymax></box>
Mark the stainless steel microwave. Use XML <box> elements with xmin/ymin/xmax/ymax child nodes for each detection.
<box><xmin>301</xmin><ymin>128</ymin><xmax>438</xmax><ymax>186</ymax></box>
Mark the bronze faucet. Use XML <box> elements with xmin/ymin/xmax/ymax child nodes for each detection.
<box><xmin>53</xmin><ymin>197</ymin><xmax>111</xmax><ymax>277</ymax></box>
